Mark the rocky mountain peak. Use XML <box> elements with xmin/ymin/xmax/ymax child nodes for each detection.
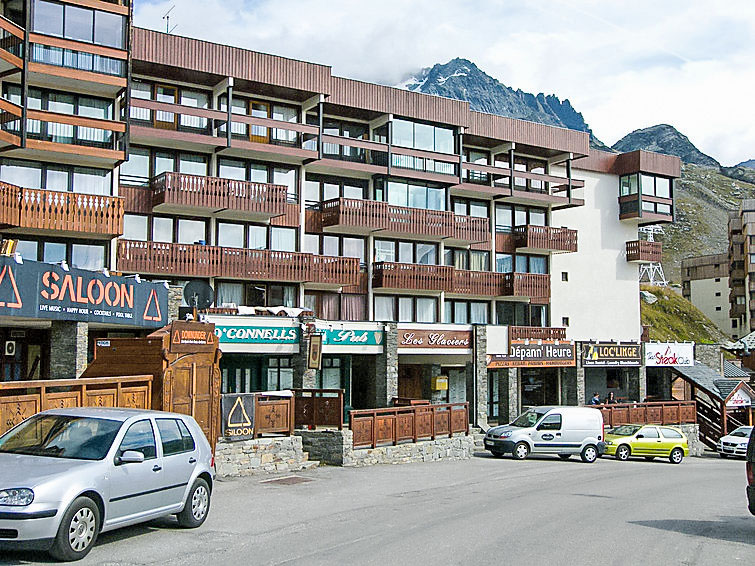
<box><xmin>611</xmin><ymin>124</ymin><xmax>720</xmax><ymax>167</ymax></box>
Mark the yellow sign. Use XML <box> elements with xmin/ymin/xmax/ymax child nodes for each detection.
<box><xmin>432</xmin><ymin>376</ymin><xmax>449</xmax><ymax>391</ymax></box>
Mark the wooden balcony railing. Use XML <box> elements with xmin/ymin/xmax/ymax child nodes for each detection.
<box><xmin>452</xmin><ymin>269</ymin><xmax>508</xmax><ymax>296</ymax></box>
<box><xmin>626</xmin><ymin>240</ymin><xmax>663</xmax><ymax>263</ymax></box>
<box><xmin>350</xmin><ymin>403</ymin><xmax>469</xmax><ymax>449</ymax></box>
<box><xmin>513</xmin><ymin>225</ymin><xmax>577</xmax><ymax>253</ymax></box>
<box><xmin>509</xmin><ymin>326</ymin><xmax>566</xmax><ymax>341</ymax></box>
<box><xmin>0</xmin><ymin>182</ymin><xmax>124</xmax><ymax>236</ymax></box>
<box><xmin>292</xmin><ymin>388</ymin><xmax>344</xmax><ymax>429</ymax></box>
<box><xmin>116</xmin><ymin>239</ymin><xmax>360</xmax><ymax>285</ymax></box>
<box><xmin>321</xmin><ymin>198</ymin><xmax>489</xmax><ymax>243</ymax></box>
<box><xmin>151</xmin><ymin>172</ymin><xmax>288</xmax><ymax>216</ymax></box>
<box><xmin>503</xmin><ymin>272</ymin><xmax>551</xmax><ymax>300</ymax></box>
<box><xmin>372</xmin><ymin>262</ymin><xmax>454</xmax><ymax>291</ymax></box>
<box><xmin>0</xmin><ymin>375</ymin><xmax>152</xmax><ymax>435</ymax></box>
<box><xmin>599</xmin><ymin>400</ymin><xmax>696</xmax><ymax>428</ymax></box>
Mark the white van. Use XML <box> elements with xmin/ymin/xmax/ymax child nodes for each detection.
<box><xmin>484</xmin><ymin>406</ymin><xmax>606</xmax><ymax>463</ymax></box>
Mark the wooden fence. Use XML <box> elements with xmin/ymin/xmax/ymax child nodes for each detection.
<box><xmin>292</xmin><ymin>388</ymin><xmax>344</xmax><ymax>429</ymax></box>
<box><xmin>252</xmin><ymin>393</ymin><xmax>295</xmax><ymax>437</ymax></box>
<box><xmin>350</xmin><ymin>402</ymin><xmax>469</xmax><ymax>449</ymax></box>
<box><xmin>0</xmin><ymin>375</ymin><xmax>152</xmax><ymax>435</ymax></box>
<box><xmin>599</xmin><ymin>400</ymin><xmax>696</xmax><ymax>428</ymax></box>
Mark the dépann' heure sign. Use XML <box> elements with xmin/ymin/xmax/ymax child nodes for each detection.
<box><xmin>215</xmin><ymin>325</ymin><xmax>300</xmax><ymax>344</ymax></box>
<box><xmin>398</xmin><ymin>330</ymin><xmax>472</xmax><ymax>349</ymax></box>
<box><xmin>644</xmin><ymin>342</ymin><xmax>694</xmax><ymax>367</ymax></box>
<box><xmin>582</xmin><ymin>342</ymin><xmax>642</xmax><ymax>367</ymax></box>
<box><xmin>0</xmin><ymin>256</ymin><xmax>167</xmax><ymax>327</ymax></box>
<box><xmin>487</xmin><ymin>341</ymin><xmax>575</xmax><ymax>368</ymax></box>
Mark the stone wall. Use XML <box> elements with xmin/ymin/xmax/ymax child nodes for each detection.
<box><xmin>214</xmin><ymin>436</ymin><xmax>312</xmax><ymax>477</ymax></box>
<box><xmin>680</xmin><ymin>423</ymin><xmax>704</xmax><ymax>457</ymax></box>
<box><xmin>695</xmin><ymin>344</ymin><xmax>723</xmax><ymax>375</ymax></box>
<box><xmin>50</xmin><ymin>321</ymin><xmax>88</xmax><ymax>379</ymax></box>
<box><xmin>297</xmin><ymin>429</ymin><xmax>475</xmax><ymax>467</ymax></box>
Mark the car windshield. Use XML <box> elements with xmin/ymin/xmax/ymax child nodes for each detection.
<box><xmin>609</xmin><ymin>424</ymin><xmax>642</xmax><ymax>436</ymax></box>
<box><xmin>730</xmin><ymin>427</ymin><xmax>753</xmax><ymax>438</ymax></box>
<box><xmin>510</xmin><ymin>410</ymin><xmax>549</xmax><ymax>428</ymax></box>
<box><xmin>0</xmin><ymin>415</ymin><xmax>122</xmax><ymax>461</ymax></box>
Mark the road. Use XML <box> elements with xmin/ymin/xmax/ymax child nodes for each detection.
<box><xmin>2</xmin><ymin>453</ymin><xmax>752</xmax><ymax>565</ymax></box>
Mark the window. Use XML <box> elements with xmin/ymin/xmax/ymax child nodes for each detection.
<box><xmin>375</xmin><ymin>240</ymin><xmax>437</xmax><ymax>265</ymax></box>
<box><xmin>374</xmin><ymin>296</ymin><xmax>395</xmax><ymax>321</ymax></box>
<box><xmin>267</xmin><ymin>357</ymin><xmax>294</xmax><ymax>390</ymax></box>
<box><xmin>561</xmin><ymin>272</ymin><xmax>568</xmax><ymax>282</ymax></box>
<box><xmin>445</xmin><ymin>300</ymin><xmax>488</xmax><ymax>324</ymax></box>
<box><xmin>715</xmin><ymin>306</ymin><xmax>722</xmax><ymax>311</ymax></box>
<box><xmin>156</xmin><ymin>419</ymin><xmax>195</xmax><ymax>456</ymax></box>
<box><xmin>94</xmin><ymin>10</ymin><xmax>125</xmax><ymax>49</ymax></box>
<box><xmin>216</xmin><ymin>282</ymin><xmax>243</xmax><ymax>307</ymax></box>
<box><xmin>660</xmin><ymin>427</ymin><xmax>683</xmax><ymax>439</ymax></box>
<box><xmin>537</xmin><ymin>414</ymin><xmax>562</xmax><ymax>431</ymax></box>
<box><xmin>562</xmin><ymin>317</ymin><xmax>569</xmax><ymax>327</ymax></box>
<box><xmin>620</xmin><ymin>174</ymin><xmax>639</xmax><ymax>196</ymax></box>
<box><xmin>271</xmin><ymin>227</ymin><xmax>296</xmax><ymax>252</ymax></box>
<box><xmin>177</xmin><ymin>219</ymin><xmax>206</xmax><ymax>245</ymax></box>
<box><xmin>34</xmin><ymin>1</ymin><xmax>126</xmax><ymax>49</ymax></box>
<box><xmin>153</xmin><ymin>217</ymin><xmax>173</xmax><ymax>243</ymax></box>
<box><xmin>179</xmin><ymin>154</ymin><xmax>208</xmax><ymax>176</ymax></box>
<box><xmin>123</xmin><ymin>215</ymin><xmax>148</xmax><ymax>241</ymax></box>
<box><xmin>15</xmin><ymin>240</ymin><xmax>39</xmax><ymax>260</ymax></box>
<box><xmin>381</xmin><ymin>179</ymin><xmax>445</xmax><ymax>211</ymax></box>
<box><xmin>118</xmin><ymin>420</ymin><xmax>157</xmax><ymax>460</ymax></box>
<box><xmin>715</xmin><ymin>291</ymin><xmax>721</xmax><ymax>297</ymax></box>
<box><xmin>43</xmin><ymin>242</ymin><xmax>66</xmax><ymax>263</ymax></box>
<box><xmin>374</xmin><ymin>240</ymin><xmax>396</xmax><ymax>263</ymax></box>
<box><xmin>121</xmin><ymin>148</ymin><xmax>150</xmax><ymax>184</ymax></box>
<box><xmin>416</xmin><ymin>298</ymin><xmax>437</xmax><ymax>323</ymax></box>
<box><xmin>273</xmin><ymin>168</ymin><xmax>297</xmax><ymax>202</ymax></box>
<box><xmin>495</xmin><ymin>254</ymin><xmax>513</xmax><ymax>273</ymax></box>
<box><xmin>639</xmin><ymin>427</ymin><xmax>659</xmax><ymax>439</ymax></box>
<box><xmin>71</xmin><ymin>243</ymin><xmax>105</xmax><ymax>271</ymax></box>
<box><xmin>391</xmin><ymin>119</ymin><xmax>455</xmax><ymax>154</ymax></box>
<box><xmin>219</xmin><ymin>158</ymin><xmax>246</xmax><ymax>181</ymax></box>
<box><xmin>33</xmin><ymin>1</ymin><xmax>64</xmax><ymax>37</ymax></box>
<box><xmin>217</xmin><ymin>223</ymin><xmax>245</xmax><ymax>248</ymax></box>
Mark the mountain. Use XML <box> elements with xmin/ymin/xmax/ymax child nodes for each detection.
<box><xmin>397</xmin><ymin>58</ymin><xmax>612</xmax><ymax>150</ymax></box>
<box><xmin>737</xmin><ymin>159</ymin><xmax>755</xmax><ymax>169</ymax></box>
<box><xmin>641</xmin><ymin>285</ymin><xmax>727</xmax><ymax>343</ymax></box>
<box><xmin>611</xmin><ymin>124</ymin><xmax>720</xmax><ymax>167</ymax></box>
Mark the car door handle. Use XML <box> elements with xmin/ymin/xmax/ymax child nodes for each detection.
<box><xmin>188</xmin><ymin>458</ymin><xmax>197</xmax><ymax>464</ymax></box>
<box><xmin>152</xmin><ymin>465</ymin><xmax>162</xmax><ymax>472</ymax></box>
<box><xmin>555</xmin><ymin>433</ymin><xmax>561</xmax><ymax>437</ymax></box>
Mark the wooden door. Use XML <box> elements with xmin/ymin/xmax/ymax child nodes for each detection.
<box><xmin>167</xmin><ymin>358</ymin><xmax>217</xmax><ymax>447</ymax></box>
<box><xmin>249</xmin><ymin>100</ymin><xmax>270</xmax><ymax>143</ymax></box>
<box><xmin>154</xmin><ymin>85</ymin><xmax>178</xmax><ymax>129</ymax></box>
<box><xmin>398</xmin><ymin>365</ymin><xmax>423</xmax><ymax>399</ymax></box>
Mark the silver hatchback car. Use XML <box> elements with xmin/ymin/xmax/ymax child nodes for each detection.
<box><xmin>0</xmin><ymin>407</ymin><xmax>214</xmax><ymax>561</ymax></box>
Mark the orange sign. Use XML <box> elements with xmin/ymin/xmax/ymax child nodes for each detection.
<box><xmin>169</xmin><ymin>321</ymin><xmax>217</xmax><ymax>353</ymax></box>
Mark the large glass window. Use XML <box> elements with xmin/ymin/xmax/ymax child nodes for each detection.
<box><xmin>73</xmin><ymin>168</ymin><xmax>110</xmax><ymax>195</ymax></box>
<box><xmin>216</xmin><ymin>282</ymin><xmax>244</xmax><ymax>306</ymax></box>
<box><xmin>177</xmin><ymin>219</ymin><xmax>206</xmax><ymax>245</ymax></box>
<box><xmin>93</xmin><ymin>10</ymin><xmax>125</xmax><ymax>49</ymax></box>
<box><xmin>123</xmin><ymin>214</ymin><xmax>148</xmax><ymax>241</ymax></box>
<box><xmin>217</xmin><ymin>223</ymin><xmax>244</xmax><ymax>248</ymax></box>
<box><xmin>63</xmin><ymin>5</ymin><xmax>93</xmax><ymax>43</ymax></box>
<box><xmin>0</xmin><ymin>160</ymin><xmax>42</xmax><ymax>189</ymax></box>
<box><xmin>219</xmin><ymin>158</ymin><xmax>246</xmax><ymax>181</ymax></box>
<box><xmin>391</xmin><ymin>118</ymin><xmax>455</xmax><ymax>154</ymax></box>
<box><xmin>382</xmin><ymin>179</ymin><xmax>444</xmax><ymax>211</ymax></box>
<box><xmin>374</xmin><ymin>296</ymin><xmax>395</xmax><ymax>321</ymax></box>
<box><xmin>179</xmin><ymin>154</ymin><xmax>208</xmax><ymax>177</ymax></box>
<box><xmin>271</xmin><ymin>227</ymin><xmax>296</xmax><ymax>252</ymax></box>
<box><xmin>71</xmin><ymin>244</ymin><xmax>105</xmax><ymax>271</ymax></box>
<box><xmin>33</xmin><ymin>0</ymin><xmax>64</xmax><ymax>36</ymax></box>
<box><xmin>416</xmin><ymin>298</ymin><xmax>437</xmax><ymax>323</ymax></box>
<box><xmin>43</xmin><ymin>242</ymin><xmax>66</xmax><ymax>264</ymax></box>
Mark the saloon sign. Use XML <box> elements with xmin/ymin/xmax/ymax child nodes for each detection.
<box><xmin>644</xmin><ymin>342</ymin><xmax>694</xmax><ymax>367</ymax></box>
<box><xmin>488</xmin><ymin>341</ymin><xmax>576</xmax><ymax>368</ymax></box>
<box><xmin>0</xmin><ymin>256</ymin><xmax>167</xmax><ymax>327</ymax></box>
<box><xmin>582</xmin><ymin>342</ymin><xmax>642</xmax><ymax>367</ymax></box>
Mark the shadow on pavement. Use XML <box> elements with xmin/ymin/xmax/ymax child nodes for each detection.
<box><xmin>629</xmin><ymin>517</ymin><xmax>755</xmax><ymax>545</ymax></box>
<box><xmin>0</xmin><ymin>517</ymin><xmax>179</xmax><ymax>565</ymax></box>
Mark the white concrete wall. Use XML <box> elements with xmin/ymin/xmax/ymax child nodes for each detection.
<box><xmin>689</xmin><ymin>277</ymin><xmax>734</xmax><ymax>337</ymax></box>
<box><xmin>550</xmin><ymin>169</ymin><xmax>640</xmax><ymax>342</ymax></box>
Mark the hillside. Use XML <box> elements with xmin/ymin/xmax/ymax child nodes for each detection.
<box><xmin>641</xmin><ymin>285</ymin><xmax>727</xmax><ymax>344</ymax></box>
<box><xmin>612</xmin><ymin>124</ymin><xmax>720</xmax><ymax>167</ymax></box>
<box><xmin>658</xmin><ymin>164</ymin><xmax>755</xmax><ymax>282</ymax></box>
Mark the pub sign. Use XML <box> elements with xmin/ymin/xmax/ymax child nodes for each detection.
<box><xmin>582</xmin><ymin>342</ymin><xmax>642</xmax><ymax>367</ymax></box>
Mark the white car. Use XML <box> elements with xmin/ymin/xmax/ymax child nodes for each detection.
<box><xmin>717</xmin><ymin>426</ymin><xmax>753</xmax><ymax>458</ymax></box>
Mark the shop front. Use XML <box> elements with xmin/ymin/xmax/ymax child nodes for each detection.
<box><xmin>644</xmin><ymin>342</ymin><xmax>695</xmax><ymax>401</ymax></box>
<box><xmin>581</xmin><ymin>341</ymin><xmax>643</xmax><ymax>402</ymax></box>
<box><xmin>0</xmin><ymin>255</ymin><xmax>168</xmax><ymax>380</ymax></box>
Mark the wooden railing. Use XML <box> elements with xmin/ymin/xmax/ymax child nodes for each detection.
<box><xmin>453</xmin><ymin>269</ymin><xmax>508</xmax><ymax>296</ymax></box>
<box><xmin>626</xmin><ymin>240</ymin><xmax>663</xmax><ymax>262</ymax></box>
<box><xmin>0</xmin><ymin>375</ymin><xmax>152</xmax><ymax>435</ymax></box>
<box><xmin>292</xmin><ymin>388</ymin><xmax>344</xmax><ymax>430</ymax></box>
<box><xmin>321</xmin><ymin>198</ymin><xmax>489</xmax><ymax>243</ymax></box>
<box><xmin>0</xmin><ymin>16</ymin><xmax>24</xmax><ymax>69</ymax></box>
<box><xmin>503</xmin><ymin>272</ymin><xmax>551</xmax><ymax>301</ymax></box>
<box><xmin>509</xmin><ymin>326</ymin><xmax>567</xmax><ymax>341</ymax></box>
<box><xmin>599</xmin><ymin>400</ymin><xmax>696</xmax><ymax>428</ymax></box>
<box><xmin>116</xmin><ymin>239</ymin><xmax>360</xmax><ymax>285</ymax></box>
<box><xmin>253</xmin><ymin>393</ymin><xmax>295</xmax><ymax>437</ymax></box>
<box><xmin>372</xmin><ymin>262</ymin><xmax>454</xmax><ymax>291</ymax></box>
<box><xmin>513</xmin><ymin>225</ymin><xmax>577</xmax><ymax>253</ymax></box>
<box><xmin>350</xmin><ymin>403</ymin><xmax>469</xmax><ymax>449</ymax></box>
<box><xmin>152</xmin><ymin>172</ymin><xmax>288</xmax><ymax>216</ymax></box>
<box><xmin>0</xmin><ymin>182</ymin><xmax>124</xmax><ymax>236</ymax></box>
<box><xmin>461</xmin><ymin>162</ymin><xmax>585</xmax><ymax>194</ymax></box>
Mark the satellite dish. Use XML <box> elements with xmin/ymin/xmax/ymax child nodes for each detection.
<box><xmin>183</xmin><ymin>280</ymin><xmax>214</xmax><ymax>310</ymax></box>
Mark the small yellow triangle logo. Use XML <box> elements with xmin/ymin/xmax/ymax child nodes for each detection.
<box><xmin>228</xmin><ymin>396</ymin><xmax>252</xmax><ymax>428</ymax></box>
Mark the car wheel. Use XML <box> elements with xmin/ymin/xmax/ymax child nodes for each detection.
<box><xmin>558</xmin><ymin>454</ymin><xmax>571</xmax><ymax>460</ymax></box>
<box><xmin>491</xmin><ymin>450</ymin><xmax>505</xmax><ymax>458</ymax></box>
<box><xmin>49</xmin><ymin>496</ymin><xmax>100</xmax><ymax>562</ymax></box>
<box><xmin>669</xmin><ymin>448</ymin><xmax>684</xmax><ymax>465</ymax></box>
<box><xmin>615</xmin><ymin>444</ymin><xmax>631</xmax><ymax>461</ymax></box>
<box><xmin>177</xmin><ymin>478</ymin><xmax>211</xmax><ymax>528</ymax></box>
<box><xmin>581</xmin><ymin>444</ymin><xmax>598</xmax><ymax>463</ymax></box>
<box><xmin>644</xmin><ymin>457</ymin><xmax>655</xmax><ymax>461</ymax></box>
<box><xmin>512</xmin><ymin>442</ymin><xmax>530</xmax><ymax>460</ymax></box>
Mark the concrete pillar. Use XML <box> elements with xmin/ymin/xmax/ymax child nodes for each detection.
<box><xmin>50</xmin><ymin>321</ymin><xmax>88</xmax><ymax>379</ymax></box>
<box><xmin>168</xmin><ymin>285</ymin><xmax>183</xmax><ymax>322</ymax></box>
<box><xmin>372</xmin><ymin>322</ymin><xmax>398</xmax><ymax>407</ymax></box>
<box><xmin>497</xmin><ymin>368</ymin><xmax>518</xmax><ymax>423</ymax></box>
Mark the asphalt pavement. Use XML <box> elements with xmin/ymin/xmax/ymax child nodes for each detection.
<box><xmin>2</xmin><ymin>452</ymin><xmax>752</xmax><ymax>565</ymax></box>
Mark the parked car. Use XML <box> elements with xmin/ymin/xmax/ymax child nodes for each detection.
<box><xmin>484</xmin><ymin>406</ymin><xmax>606</xmax><ymax>463</ymax></box>
<box><xmin>604</xmin><ymin>424</ymin><xmax>688</xmax><ymax>464</ymax></box>
<box><xmin>716</xmin><ymin>426</ymin><xmax>753</xmax><ymax>458</ymax></box>
<box><xmin>0</xmin><ymin>408</ymin><xmax>214</xmax><ymax>561</ymax></box>
<box><xmin>747</xmin><ymin>430</ymin><xmax>755</xmax><ymax>515</ymax></box>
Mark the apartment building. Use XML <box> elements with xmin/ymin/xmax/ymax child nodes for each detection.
<box><xmin>0</xmin><ymin>13</ymin><xmax>680</xmax><ymax>423</ymax></box>
<box><xmin>681</xmin><ymin>253</ymin><xmax>736</xmax><ymax>338</ymax></box>
<box><xmin>728</xmin><ymin>201</ymin><xmax>755</xmax><ymax>336</ymax></box>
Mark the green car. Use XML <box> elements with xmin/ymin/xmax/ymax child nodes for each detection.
<box><xmin>604</xmin><ymin>424</ymin><xmax>689</xmax><ymax>464</ymax></box>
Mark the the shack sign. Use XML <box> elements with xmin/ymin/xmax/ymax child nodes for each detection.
<box><xmin>644</xmin><ymin>342</ymin><xmax>694</xmax><ymax>367</ymax></box>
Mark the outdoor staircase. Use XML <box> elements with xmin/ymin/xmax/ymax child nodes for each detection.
<box><xmin>470</xmin><ymin>426</ymin><xmax>487</xmax><ymax>452</ymax></box>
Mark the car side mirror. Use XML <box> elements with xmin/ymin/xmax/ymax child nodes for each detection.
<box><xmin>118</xmin><ymin>450</ymin><xmax>145</xmax><ymax>465</ymax></box>
<box><xmin>636</xmin><ymin>434</ymin><xmax>644</xmax><ymax>439</ymax></box>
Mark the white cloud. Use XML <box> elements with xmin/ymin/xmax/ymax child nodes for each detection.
<box><xmin>134</xmin><ymin>0</ymin><xmax>755</xmax><ymax>165</ymax></box>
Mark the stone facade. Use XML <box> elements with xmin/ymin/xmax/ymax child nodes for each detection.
<box><xmin>496</xmin><ymin>368</ymin><xmax>518</xmax><ymax>424</ymax></box>
<box><xmin>628</xmin><ymin>366</ymin><xmax>647</xmax><ymax>402</ymax></box>
<box><xmin>695</xmin><ymin>344</ymin><xmax>723</xmax><ymax>375</ymax></box>
<box><xmin>297</xmin><ymin>429</ymin><xmax>475</xmax><ymax>467</ymax></box>
<box><xmin>214</xmin><ymin>436</ymin><xmax>312</xmax><ymax>477</ymax></box>
<box><xmin>372</xmin><ymin>322</ymin><xmax>397</xmax><ymax>407</ymax></box>
<box><xmin>168</xmin><ymin>285</ymin><xmax>183</xmax><ymax>322</ymax></box>
<box><xmin>680</xmin><ymin>424</ymin><xmax>704</xmax><ymax>457</ymax></box>
<box><xmin>50</xmin><ymin>321</ymin><xmax>88</xmax><ymax>379</ymax></box>
<box><xmin>471</xmin><ymin>325</ymin><xmax>488</xmax><ymax>428</ymax></box>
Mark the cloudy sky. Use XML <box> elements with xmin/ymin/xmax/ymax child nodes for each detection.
<box><xmin>134</xmin><ymin>0</ymin><xmax>755</xmax><ymax>165</ymax></box>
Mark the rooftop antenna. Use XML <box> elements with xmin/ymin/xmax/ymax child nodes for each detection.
<box><xmin>638</xmin><ymin>226</ymin><xmax>668</xmax><ymax>286</ymax></box>
<box><xmin>162</xmin><ymin>5</ymin><xmax>177</xmax><ymax>34</ymax></box>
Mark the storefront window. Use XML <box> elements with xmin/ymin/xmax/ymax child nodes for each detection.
<box><xmin>15</xmin><ymin>240</ymin><xmax>39</xmax><ymax>261</ymax></box>
<box><xmin>267</xmin><ymin>357</ymin><xmax>293</xmax><ymax>390</ymax></box>
<box><xmin>43</xmin><ymin>242</ymin><xmax>66</xmax><ymax>264</ymax></box>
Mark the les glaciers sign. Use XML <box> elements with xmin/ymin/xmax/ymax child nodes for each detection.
<box><xmin>644</xmin><ymin>342</ymin><xmax>694</xmax><ymax>367</ymax></box>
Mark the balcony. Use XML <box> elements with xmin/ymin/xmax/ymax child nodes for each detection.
<box><xmin>626</xmin><ymin>240</ymin><xmax>662</xmax><ymax>263</ymax></box>
<box><xmin>116</xmin><ymin>240</ymin><xmax>360</xmax><ymax>287</ymax></box>
<box><xmin>619</xmin><ymin>195</ymin><xmax>673</xmax><ymax>225</ymax></box>
<box><xmin>730</xmin><ymin>303</ymin><xmax>746</xmax><ymax>318</ymax></box>
<box><xmin>372</xmin><ymin>262</ymin><xmax>550</xmax><ymax>300</ymax></box>
<box><xmin>513</xmin><ymin>225</ymin><xmax>577</xmax><ymax>254</ymax></box>
<box><xmin>509</xmin><ymin>326</ymin><xmax>567</xmax><ymax>341</ymax></box>
<box><xmin>151</xmin><ymin>172</ymin><xmax>289</xmax><ymax>220</ymax></box>
<box><xmin>0</xmin><ymin>182</ymin><xmax>123</xmax><ymax>238</ymax></box>
<box><xmin>320</xmin><ymin>198</ymin><xmax>490</xmax><ymax>245</ymax></box>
